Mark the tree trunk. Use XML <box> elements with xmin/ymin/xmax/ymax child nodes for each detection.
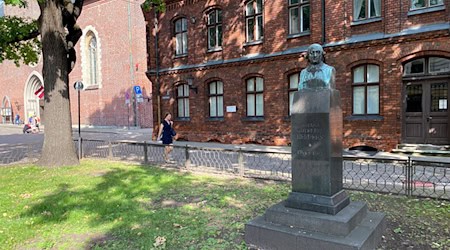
<box><xmin>37</xmin><ymin>0</ymin><xmax>79</xmax><ymax>166</ymax></box>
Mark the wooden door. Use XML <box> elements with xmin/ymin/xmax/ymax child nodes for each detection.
<box><xmin>403</xmin><ymin>81</ymin><xmax>449</xmax><ymax>144</ymax></box>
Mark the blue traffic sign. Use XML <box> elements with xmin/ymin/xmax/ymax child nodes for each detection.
<box><xmin>133</xmin><ymin>86</ymin><xmax>142</xmax><ymax>95</ymax></box>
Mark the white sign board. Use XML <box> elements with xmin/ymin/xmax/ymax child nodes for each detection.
<box><xmin>226</xmin><ymin>106</ymin><xmax>237</xmax><ymax>113</ymax></box>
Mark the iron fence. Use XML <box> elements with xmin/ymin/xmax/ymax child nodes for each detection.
<box><xmin>2</xmin><ymin>138</ymin><xmax>449</xmax><ymax>200</ymax></box>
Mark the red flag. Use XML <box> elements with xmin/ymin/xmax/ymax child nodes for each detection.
<box><xmin>34</xmin><ymin>86</ymin><xmax>44</xmax><ymax>99</ymax></box>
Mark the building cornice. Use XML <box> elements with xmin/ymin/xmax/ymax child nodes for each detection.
<box><xmin>147</xmin><ymin>22</ymin><xmax>450</xmax><ymax>76</ymax></box>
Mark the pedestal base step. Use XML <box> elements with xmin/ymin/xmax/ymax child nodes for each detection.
<box><xmin>245</xmin><ymin>202</ymin><xmax>385</xmax><ymax>250</ymax></box>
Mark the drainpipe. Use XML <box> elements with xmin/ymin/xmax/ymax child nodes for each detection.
<box><xmin>154</xmin><ymin>7</ymin><xmax>161</xmax><ymax>133</ymax></box>
<box><xmin>127</xmin><ymin>0</ymin><xmax>137</xmax><ymax>127</ymax></box>
<box><xmin>321</xmin><ymin>0</ymin><xmax>326</xmax><ymax>44</ymax></box>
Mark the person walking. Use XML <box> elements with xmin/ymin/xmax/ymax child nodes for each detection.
<box><xmin>157</xmin><ymin>112</ymin><xmax>176</xmax><ymax>163</ymax></box>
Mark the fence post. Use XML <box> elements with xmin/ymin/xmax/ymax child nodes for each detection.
<box><xmin>185</xmin><ymin>145</ymin><xmax>190</xmax><ymax>169</ymax></box>
<box><xmin>108</xmin><ymin>141</ymin><xmax>113</xmax><ymax>159</ymax></box>
<box><xmin>406</xmin><ymin>156</ymin><xmax>413</xmax><ymax>197</ymax></box>
<box><xmin>78</xmin><ymin>137</ymin><xmax>83</xmax><ymax>159</ymax></box>
<box><xmin>144</xmin><ymin>141</ymin><xmax>148</xmax><ymax>164</ymax></box>
<box><xmin>238</xmin><ymin>148</ymin><xmax>244</xmax><ymax>176</ymax></box>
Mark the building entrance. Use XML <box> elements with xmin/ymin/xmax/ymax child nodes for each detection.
<box><xmin>403</xmin><ymin>81</ymin><xmax>449</xmax><ymax>144</ymax></box>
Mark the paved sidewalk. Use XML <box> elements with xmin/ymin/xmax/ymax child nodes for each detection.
<box><xmin>2</xmin><ymin>123</ymin><xmax>448</xmax><ymax>162</ymax></box>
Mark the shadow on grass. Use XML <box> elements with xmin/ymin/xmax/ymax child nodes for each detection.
<box><xmin>19</xmin><ymin>163</ymin><xmax>285</xmax><ymax>249</ymax></box>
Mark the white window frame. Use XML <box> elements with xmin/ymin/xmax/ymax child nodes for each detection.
<box><xmin>80</xmin><ymin>26</ymin><xmax>102</xmax><ymax>89</ymax></box>
<box><xmin>208</xmin><ymin>80</ymin><xmax>224</xmax><ymax>118</ymax></box>
<box><xmin>246</xmin><ymin>77</ymin><xmax>264</xmax><ymax>117</ymax></box>
<box><xmin>174</xmin><ymin>18</ymin><xmax>188</xmax><ymax>56</ymax></box>
<box><xmin>245</xmin><ymin>0</ymin><xmax>264</xmax><ymax>42</ymax></box>
<box><xmin>352</xmin><ymin>64</ymin><xmax>380</xmax><ymax>115</ymax></box>
<box><xmin>288</xmin><ymin>0</ymin><xmax>310</xmax><ymax>35</ymax></box>
<box><xmin>411</xmin><ymin>0</ymin><xmax>444</xmax><ymax>10</ymax></box>
<box><xmin>354</xmin><ymin>0</ymin><xmax>381</xmax><ymax>21</ymax></box>
<box><xmin>177</xmin><ymin>84</ymin><xmax>190</xmax><ymax>118</ymax></box>
<box><xmin>207</xmin><ymin>9</ymin><xmax>222</xmax><ymax>50</ymax></box>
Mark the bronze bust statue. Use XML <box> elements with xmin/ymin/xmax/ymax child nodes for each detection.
<box><xmin>298</xmin><ymin>43</ymin><xmax>336</xmax><ymax>90</ymax></box>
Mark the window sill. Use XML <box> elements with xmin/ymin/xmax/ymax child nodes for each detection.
<box><xmin>408</xmin><ymin>5</ymin><xmax>445</xmax><ymax>16</ymax></box>
<box><xmin>351</xmin><ymin>17</ymin><xmax>382</xmax><ymax>26</ymax></box>
<box><xmin>207</xmin><ymin>117</ymin><xmax>224</xmax><ymax>121</ymax></box>
<box><xmin>345</xmin><ymin>115</ymin><xmax>383</xmax><ymax>121</ymax></box>
<box><xmin>174</xmin><ymin>117</ymin><xmax>190</xmax><ymax>122</ymax></box>
<box><xmin>207</xmin><ymin>47</ymin><xmax>223</xmax><ymax>53</ymax></box>
<box><xmin>174</xmin><ymin>54</ymin><xmax>188</xmax><ymax>59</ymax></box>
<box><xmin>243</xmin><ymin>40</ymin><xmax>263</xmax><ymax>47</ymax></box>
<box><xmin>84</xmin><ymin>85</ymin><xmax>100</xmax><ymax>90</ymax></box>
<box><xmin>287</xmin><ymin>31</ymin><xmax>311</xmax><ymax>39</ymax></box>
<box><xmin>242</xmin><ymin>116</ymin><xmax>265</xmax><ymax>122</ymax></box>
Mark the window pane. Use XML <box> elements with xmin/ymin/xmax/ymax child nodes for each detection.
<box><xmin>210</xmin><ymin>96</ymin><xmax>217</xmax><ymax>117</ymax></box>
<box><xmin>247</xmin><ymin>78</ymin><xmax>255</xmax><ymax>91</ymax></box>
<box><xmin>182</xmin><ymin>32</ymin><xmax>188</xmax><ymax>54</ymax></box>
<box><xmin>290</xmin><ymin>7</ymin><xmax>300</xmax><ymax>34</ymax></box>
<box><xmin>289</xmin><ymin>91</ymin><xmax>295</xmax><ymax>115</ymax></box>
<box><xmin>210</xmin><ymin>82</ymin><xmax>217</xmax><ymax>94</ymax></box>
<box><xmin>184</xmin><ymin>84</ymin><xmax>189</xmax><ymax>96</ymax></box>
<box><xmin>357</xmin><ymin>0</ymin><xmax>366</xmax><ymax>19</ymax></box>
<box><xmin>367</xmin><ymin>86</ymin><xmax>379</xmax><ymax>114</ymax></box>
<box><xmin>256</xmin><ymin>0</ymin><xmax>263</xmax><ymax>14</ymax></box>
<box><xmin>370</xmin><ymin>0</ymin><xmax>381</xmax><ymax>17</ymax></box>
<box><xmin>0</xmin><ymin>0</ymin><xmax>4</xmax><ymax>17</ymax></box>
<box><xmin>404</xmin><ymin>59</ymin><xmax>425</xmax><ymax>75</ymax></box>
<box><xmin>176</xmin><ymin>34</ymin><xmax>182</xmax><ymax>55</ymax></box>
<box><xmin>290</xmin><ymin>73</ymin><xmax>299</xmax><ymax>89</ymax></box>
<box><xmin>208</xmin><ymin>12</ymin><xmax>215</xmax><ymax>25</ymax></box>
<box><xmin>302</xmin><ymin>5</ymin><xmax>310</xmax><ymax>32</ymax></box>
<box><xmin>217</xmin><ymin>96</ymin><xmax>224</xmax><ymax>116</ymax></box>
<box><xmin>217</xmin><ymin>9</ymin><xmax>222</xmax><ymax>23</ymax></box>
<box><xmin>257</xmin><ymin>16</ymin><xmax>263</xmax><ymax>40</ymax></box>
<box><xmin>246</xmin><ymin>1</ymin><xmax>255</xmax><ymax>15</ymax></box>
<box><xmin>429</xmin><ymin>57</ymin><xmax>450</xmax><ymax>73</ymax></box>
<box><xmin>178</xmin><ymin>100</ymin><xmax>184</xmax><ymax>117</ymax></box>
<box><xmin>178</xmin><ymin>85</ymin><xmax>183</xmax><ymax>96</ymax></box>
<box><xmin>208</xmin><ymin>27</ymin><xmax>216</xmax><ymax>48</ymax></box>
<box><xmin>217</xmin><ymin>81</ymin><xmax>223</xmax><ymax>94</ymax></box>
<box><xmin>217</xmin><ymin>25</ymin><xmax>222</xmax><ymax>47</ymax></box>
<box><xmin>256</xmin><ymin>93</ymin><xmax>264</xmax><ymax>116</ymax></box>
<box><xmin>175</xmin><ymin>19</ymin><xmax>182</xmax><ymax>32</ymax></box>
<box><xmin>184</xmin><ymin>98</ymin><xmax>190</xmax><ymax>117</ymax></box>
<box><xmin>367</xmin><ymin>65</ymin><xmax>379</xmax><ymax>83</ymax></box>
<box><xmin>182</xmin><ymin>18</ymin><xmax>187</xmax><ymax>31</ymax></box>
<box><xmin>256</xmin><ymin>77</ymin><xmax>263</xmax><ymax>91</ymax></box>
<box><xmin>406</xmin><ymin>85</ymin><xmax>422</xmax><ymax>112</ymax></box>
<box><xmin>353</xmin><ymin>87</ymin><xmax>365</xmax><ymax>114</ymax></box>
<box><xmin>247</xmin><ymin>94</ymin><xmax>255</xmax><ymax>116</ymax></box>
<box><xmin>290</xmin><ymin>0</ymin><xmax>300</xmax><ymax>4</ymax></box>
<box><xmin>430</xmin><ymin>0</ymin><xmax>443</xmax><ymax>6</ymax></box>
<box><xmin>353</xmin><ymin>66</ymin><xmax>365</xmax><ymax>83</ymax></box>
<box><xmin>247</xmin><ymin>18</ymin><xmax>255</xmax><ymax>41</ymax></box>
<box><xmin>411</xmin><ymin>0</ymin><xmax>425</xmax><ymax>9</ymax></box>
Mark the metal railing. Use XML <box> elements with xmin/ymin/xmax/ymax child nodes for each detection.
<box><xmin>2</xmin><ymin>138</ymin><xmax>449</xmax><ymax>200</ymax></box>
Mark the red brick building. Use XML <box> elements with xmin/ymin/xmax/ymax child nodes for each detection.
<box><xmin>144</xmin><ymin>0</ymin><xmax>450</xmax><ymax>151</ymax></box>
<box><xmin>0</xmin><ymin>0</ymin><xmax>153</xmax><ymax>128</ymax></box>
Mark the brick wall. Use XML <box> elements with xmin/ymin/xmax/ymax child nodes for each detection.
<box><xmin>144</xmin><ymin>0</ymin><xmax>450</xmax><ymax>151</ymax></box>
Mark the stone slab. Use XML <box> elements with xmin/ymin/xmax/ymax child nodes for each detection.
<box><xmin>265</xmin><ymin>201</ymin><xmax>367</xmax><ymax>236</ymax></box>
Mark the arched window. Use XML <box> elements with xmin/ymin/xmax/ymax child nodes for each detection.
<box><xmin>177</xmin><ymin>84</ymin><xmax>190</xmax><ymax>118</ymax></box>
<box><xmin>246</xmin><ymin>77</ymin><xmax>264</xmax><ymax>117</ymax></box>
<box><xmin>88</xmin><ymin>34</ymin><xmax>98</xmax><ymax>86</ymax></box>
<box><xmin>208</xmin><ymin>80</ymin><xmax>224</xmax><ymax>118</ymax></box>
<box><xmin>245</xmin><ymin>0</ymin><xmax>263</xmax><ymax>42</ymax></box>
<box><xmin>174</xmin><ymin>18</ymin><xmax>188</xmax><ymax>56</ymax></box>
<box><xmin>352</xmin><ymin>64</ymin><xmax>380</xmax><ymax>115</ymax></box>
<box><xmin>404</xmin><ymin>57</ymin><xmax>450</xmax><ymax>76</ymax></box>
<box><xmin>288</xmin><ymin>73</ymin><xmax>299</xmax><ymax>115</ymax></box>
<box><xmin>207</xmin><ymin>9</ymin><xmax>222</xmax><ymax>50</ymax></box>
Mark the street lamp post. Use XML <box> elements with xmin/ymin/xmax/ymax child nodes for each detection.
<box><xmin>74</xmin><ymin>81</ymin><xmax>84</xmax><ymax>159</ymax></box>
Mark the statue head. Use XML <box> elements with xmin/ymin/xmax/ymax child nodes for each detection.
<box><xmin>305</xmin><ymin>43</ymin><xmax>324</xmax><ymax>65</ymax></box>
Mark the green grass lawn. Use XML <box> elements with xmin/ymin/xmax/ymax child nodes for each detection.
<box><xmin>0</xmin><ymin>159</ymin><xmax>449</xmax><ymax>249</ymax></box>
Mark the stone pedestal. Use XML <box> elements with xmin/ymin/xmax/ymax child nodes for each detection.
<box><xmin>245</xmin><ymin>89</ymin><xmax>386</xmax><ymax>249</ymax></box>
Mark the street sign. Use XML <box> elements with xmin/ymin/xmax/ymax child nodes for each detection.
<box><xmin>74</xmin><ymin>81</ymin><xmax>84</xmax><ymax>91</ymax></box>
<box><xmin>137</xmin><ymin>96</ymin><xmax>144</xmax><ymax>103</ymax></box>
<box><xmin>133</xmin><ymin>86</ymin><xmax>142</xmax><ymax>95</ymax></box>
